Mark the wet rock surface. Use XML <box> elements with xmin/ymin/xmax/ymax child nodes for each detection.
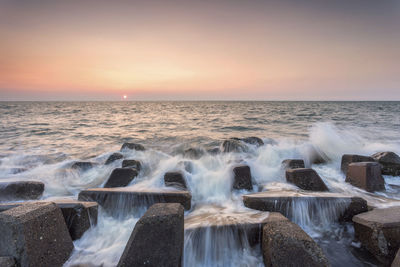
<box><xmin>0</xmin><ymin>181</ymin><xmax>44</xmax><ymax>201</ymax></box>
<box><xmin>341</xmin><ymin>154</ymin><xmax>375</xmax><ymax>174</ymax></box>
<box><xmin>243</xmin><ymin>191</ymin><xmax>368</xmax><ymax>222</ymax></box>
<box><xmin>104</xmin><ymin>168</ymin><xmax>138</xmax><ymax>188</ymax></box>
<box><xmin>392</xmin><ymin>249</ymin><xmax>400</xmax><ymax>267</ymax></box>
<box><xmin>372</xmin><ymin>151</ymin><xmax>400</xmax><ymax>176</ymax></box>
<box><xmin>221</xmin><ymin>137</ymin><xmax>264</xmax><ymax>153</ymax></box>
<box><xmin>282</xmin><ymin>159</ymin><xmax>305</xmax><ymax>170</ymax></box>
<box><xmin>346</xmin><ymin>162</ymin><xmax>385</xmax><ymax>192</ymax></box>
<box><xmin>164</xmin><ymin>172</ymin><xmax>187</xmax><ymax>189</ymax></box>
<box><xmin>285</xmin><ymin>168</ymin><xmax>329</xmax><ymax>191</ymax></box>
<box><xmin>78</xmin><ymin>188</ymin><xmax>192</xmax><ymax>211</ymax></box>
<box><xmin>0</xmin><ymin>257</ymin><xmax>16</xmax><ymax>267</ymax></box>
<box><xmin>0</xmin><ymin>202</ymin><xmax>74</xmax><ymax>267</ymax></box>
<box><xmin>117</xmin><ymin>203</ymin><xmax>184</xmax><ymax>267</ymax></box>
<box><xmin>71</xmin><ymin>161</ymin><xmax>95</xmax><ymax>171</ymax></box>
<box><xmin>104</xmin><ymin>153</ymin><xmax>123</xmax><ymax>165</ymax></box>
<box><xmin>353</xmin><ymin>206</ymin><xmax>400</xmax><ymax>264</ymax></box>
<box><xmin>120</xmin><ymin>143</ymin><xmax>145</xmax><ymax>151</ymax></box>
<box><xmin>232</xmin><ymin>165</ymin><xmax>253</xmax><ymax>190</ymax></box>
<box><xmin>262</xmin><ymin>212</ymin><xmax>329</xmax><ymax>267</ymax></box>
<box><xmin>121</xmin><ymin>159</ymin><xmax>141</xmax><ymax>170</ymax></box>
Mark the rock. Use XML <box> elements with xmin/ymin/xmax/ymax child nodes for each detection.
<box><xmin>241</xmin><ymin>137</ymin><xmax>264</xmax><ymax>146</ymax></box>
<box><xmin>282</xmin><ymin>159</ymin><xmax>305</xmax><ymax>170</ymax></box>
<box><xmin>183</xmin><ymin>148</ymin><xmax>204</xmax><ymax>159</ymax></box>
<box><xmin>221</xmin><ymin>138</ymin><xmax>248</xmax><ymax>153</ymax></box>
<box><xmin>285</xmin><ymin>168</ymin><xmax>329</xmax><ymax>191</ymax></box>
<box><xmin>117</xmin><ymin>203</ymin><xmax>184</xmax><ymax>267</ymax></box>
<box><xmin>392</xmin><ymin>249</ymin><xmax>400</xmax><ymax>267</ymax></box>
<box><xmin>233</xmin><ymin>165</ymin><xmax>253</xmax><ymax>190</ymax></box>
<box><xmin>120</xmin><ymin>143</ymin><xmax>145</xmax><ymax>151</ymax></box>
<box><xmin>0</xmin><ymin>202</ymin><xmax>74</xmax><ymax>267</ymax></box>
<box><xmin>243</xmin><ymin>190</ymin><xmax>368</xmax><ymax>222</ymax></box>
<box><xmin>341</xmin><ymin>154</ymin><xmax>375</xmax><ymax>174</ymax></box>
<box><xmin>78</xmin><ymin>188</ymin><xmax>192</xmax><ymax>214</ymax></box>
<box><xmin>105</xmin><ymin>153</ymin><xmax>123</xmax><ymax>165</ymax></box>
<box><xmin>0</xmin><ymin>200</ymin><xmax>98</xmax><ymax>241</ymax></box>
<box><xmin>71</xmin><ymin>161</ymin><xmax>95</xmax><ymax>171</ymax></box>
<box><xmin>104</xmin><ymin>168</ymin><xmax>138</xmax><ymax>188</ymax></box>
<box><xmin>0</xmin><ymin>181</ymin><xmax>44</xmax><ymax>201</ymax></box>
<box><xmin>262</xmin><ymin>213</ymin><xmax>329</xmax><ymax>267</ymax></box>
<box><xmin>164</xmin><ymin>172</ymin><xmax>187</xmax><ymax>189</ymax></box>
<box><xmin>346</xmin><ymin>162</ymin><xmax>385</xmax><ymax>192</ymax></box>
<box><xmin>121</xmin><ymin>159</ymin><xmax>141</xmax><ymax>171</ymax></box>
<box><xmin>372</xmin><ymin>151</ymin><xmax>400</xmax><ymax>176</ymax></box>
<box><xmin>353</xmin><ymin>207</ymin><xmax>400</xmax><ymax>264</ymax></box>
<box><xmin>0</xmin><ymin>257</ymin><xmax>16</xmax><ymax>267</ymax></box>
<box><xmin>207</xmin><ymin>147</ymin><xmax>220</xmax><ymax>155</ymax></box>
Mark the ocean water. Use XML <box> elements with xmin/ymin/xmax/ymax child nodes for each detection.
<box><xmin>1</xmin><ymin>101</ymin><xmax>400</xmax><ymax>267</ymax></box>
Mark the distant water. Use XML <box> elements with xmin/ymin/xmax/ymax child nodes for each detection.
<box><xmin>1</xmin><ymin>101</ymin><xmax>400</xmax><ymax>267</ymax></box>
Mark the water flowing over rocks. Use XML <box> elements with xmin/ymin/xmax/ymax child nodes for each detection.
<box><xmin>243</xmin><ymin>191</ymin><xmax>368</xmax><ymax>222</ymax></box>
<box><xmin>117</xmin><ymin>203</ymin><xmax>184</xmax><ymax>267</ymax></box>
<box><xmin>372</xmin><ymin>151</ymin><xmax>400</xmax><ymax>176</ymax></box>
<box><xmin>78</xmin><ymin>188</ymin><xmax>192</xmax><ymax>215</ymax></box>
<box><xmin>346</xmin><ymin>162</ymin><xmax>385</xmax><ymax>192</ymax></box>
<box><xmin>105</xmin><ymin>153</ymin><xmax>123</xmax><ymax>165</ymax></box>
<box><xmin>0</xmin><ymin>181</ymin><xmax>44</xmax><ymax>201</ymax></box>
<box><xmin>262</xmin><ymin>213</ymin><xmax>330</xmax><ymax>267</ymax></box>
<box><xmin>120</xmin><ymin>142</ymin><xmax>145</xmax><ymax>151</ymax></box>
<box><xmin>285</xmin><ymin>168</ymin><xmax>329</xmax><ymax>192</ymax></box>
<box><xmin>183</xmin><ymin>148</ymin><xmax>204</xmax><ymax>159</ymax></box>
<box><xmin>71</xmin><ymin>161</ymin><xmax>96</xmax><ymax>171</ymax></box>
<box><xmin>233</xmin><ymin>165</ymin><xmax>253</xmax><ymax>190</ymax></box>
<box><xmin>164</xmin><ymin>172</ymin><xmax>187</xmax><ymax>189</ymax></box>
<box><xmin>121</xmin><ymin>159</ymin><xmax>141</xmax><ymax>170</ymax></box>
<box><xmin>221</xmin><ymin>137</ymin><xmax>264</xmax><ymax>153</ymax></box>
<box><xmin>281</xmin><ymin>159</ymin><xmax>305</xmax><ymax>170</ymax></box>
<box><xmin>353</xmin><ymin>206</ymin><xmax>400</xmax><ymax>265</ymax></box>
<box><xmin>104</xmin><ymin>168</ymin><xmax>138</xmax><ymax>188</ymax></box>
<box><xmin>341</xmin><ymin>154</ymin><xmax>375</xmax><ymax>174</ymax></box>
<box><xmin>0</xmin><ymin>202</ymin><xmax>73</xmax><ymax>267</ymax></box>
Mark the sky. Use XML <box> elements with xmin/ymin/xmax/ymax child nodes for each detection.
<box><xmin>0</xmin><ymin>0</ymin><xmax>399</xmax><ymax>101</ymax></box>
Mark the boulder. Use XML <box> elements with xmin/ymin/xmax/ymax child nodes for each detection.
<box><xmin>233</xmin><ymin>165</ymin><xmax>253</xmax><ymax>190</ymax></box>
<box><xmin>285</xmin><ymin>168</ymin><xmax>329</xmax><ymax>191</ymax></box>
<box><xmin>71</xmin><ymin>161</ymin><xmax>95</xmax><ymax>171</ymax></box>
<box><xmin>346</xmin><ymin>162</ymin><xmax>385</xmax><ymax>192</ymax></box>
<box><xmin>121</xmin><ymin>159</ymin><xmax>141</xmax><ymax>171</ymax></box>
<box><xmin>120</xmin><ymin>143</ymin><xmax>145</xmax><ymax>151</ymax></box>
<box><xmin>0</xmin><ymin>181</ymin><xmax>44</xmax><ymax>201</ymax></box>
<box><xmin>117</xmin><ymin>203</ymin><xmax>184</xmax><ymax>267</ymax></box>
<box><xmin>341</xmin><ymin>154</ymin><xmax>375</xmax><ymax>174</ymax></box>
<box><xmin>0</xmin><ymin>200</ymin><xmax>98</xmax><ymax>241</ymax></box>
<box><xmin>281</xmin><ymin>159</ymin><xmax>305</xmax><ymax>170</ymax></box>
<box><xmin>392</xmin><ymin>249</ymin><xmax>400</xmax><ymax>267</ymax></box>
<box><xmin>78</xmin><ymin>188</ymin><xmax>192</xmax><ymax>213</ymax></box>
<box><xmin>0</xmin><ymin>202</ymin><xmax>74</xmax><ymax>267</ymax></box>
<box><xmin>0</xmin><ymin>257</ymin><xmax>16</xmax><ymax>267</ymax></box>
<box><xmin>372</xmin><ymin>151</ymin><xmax>400</xmax><ymax>176</ymax></box>
<box><xmin>243</xmin><ymin>191</ymin><xmax>368</xmax><ymax>222</ymax></box>
<box><xmin>105</xmin><ymin>153</ymin><xmax>123</xmax><ymax>165</ymax></box>
<box><xmin>221</xmin><ymin>139</ymin><xmax>248</xmax><ymax>153</ymax></box>
<box><xmin>262</xmin><ymin>213</ymin><xmax>329</xmax><ymax>266</ymax></box>
<box><xmin>164</xmin><ymin>172</ymin><xmax>187</xmax><ymax>189</ymax></box>
<box><xmin>353</xmin><ymin>207</ymin><xmax>400</xmax><ymax>264</ymax></box>
<box><xmin>104</xmin><ymin>168</ymin><xmax>138</xmax><ymax>188</ymax></box>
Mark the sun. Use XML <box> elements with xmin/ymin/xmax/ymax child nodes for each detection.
<box><xmin>123</xmin><ymin>95</ymin><xmax>127</xmax><ymax>100</ymax></box>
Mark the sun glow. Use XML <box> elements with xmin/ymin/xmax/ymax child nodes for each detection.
<box><xmin>123</xmin><ymin>95</ymin><xmax>127</xmax><ymax>100</ymax></box>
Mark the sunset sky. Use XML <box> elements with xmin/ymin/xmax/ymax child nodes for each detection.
<box><xmin>0</xmin><ymin>0</ymin><xmax>399</xmax><ymax>100</ymax></box>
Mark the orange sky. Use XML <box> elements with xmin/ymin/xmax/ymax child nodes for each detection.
<box><xmin>0</xmin><ymin>0</ymin><xmax>399</xmax><ymax>100</ymax></box>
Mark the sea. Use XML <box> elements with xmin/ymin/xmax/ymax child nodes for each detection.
<box><xmin>1</xmin><ymin>101</ymin><xmax>400</xmax><ymax>266</ymax></box>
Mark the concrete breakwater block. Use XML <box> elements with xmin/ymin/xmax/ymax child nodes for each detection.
<box><xmin>243</xmin><ymin>191</ymin><xmax>368</xmax><ymax>222</ymax></box>
<box><xmin>0</xmin><ymin>181</ymin><xmax>44</xmax><ymax>201</ymax></box>
<box><xmin>262</xmin><ymin>213</ymin><xmax>330</xmax><ymax>266</ymax></box>
<box><xmin>117</xmin><ymin>203</ymin><xmax>184</xmax><ymax>267</ymax></box>
<box><xmin>78</xmin><ymin>188</ymin><xmax>192</xmax><ymax>213</ymax></box>
<box><xmin>285</xmin><ymin>168</ymin><xmax>329</xmax><ymax>192</ymax></box>
<box><xmin>233</xmin><ymin>165</ymin><xmax>253</xmax><ymax>190</ymax></box>
<box><xmin>0</xmin><ymin>200</ymin><xmax>98</xmax><ymax>241</ymax></box>
<box><xmin>341</xmin><ymin>154</ymin><xmax>375</xmax><ymax>174</ymax></box>
<box><xmin>282</xmin><ymin>159</ymin><xmax>305</xmax><ymax>170</ymax></box>
<box><xmin>120</xmin><ymin>142</ymin><xmax>145</xmax><ymax>151</ymax></box>
<box><xmin>346</xmin><ymin>162</ymin><xmax>385</xmax><ymax>192</ymax></box>
<box><xmin>122</xmin><ymin>159</ymin><xmax>142</xmax><ymax>170</ymax></box>
<box><xmin>353</xmin><ymin>206</ymin><xmax>400</xmax><ymax>264</ymax></box>
<box><xmin>104</xmin><ymin>168</ymin><xmax>138</xmax><ymax>188</ymax></box>
<box><xmin>164</xmin><ymin>172</ymin><xmax>187</xmax><ymax>189</ymax></box>
<box><xmin>372</xmin><ymin>151</ymin><xmax>400</xmax><ymax>176</ymax></box>
<box><xmin>0</xmin><ymin>202</ymin><xmax>74</xmax><ymax>267</ymax></box>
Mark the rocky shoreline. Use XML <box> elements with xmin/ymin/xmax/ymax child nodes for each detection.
<box><xmin>1</xmin><ymin>139</ymin><xmax>400</xmax><ymax>267</ymax></box>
